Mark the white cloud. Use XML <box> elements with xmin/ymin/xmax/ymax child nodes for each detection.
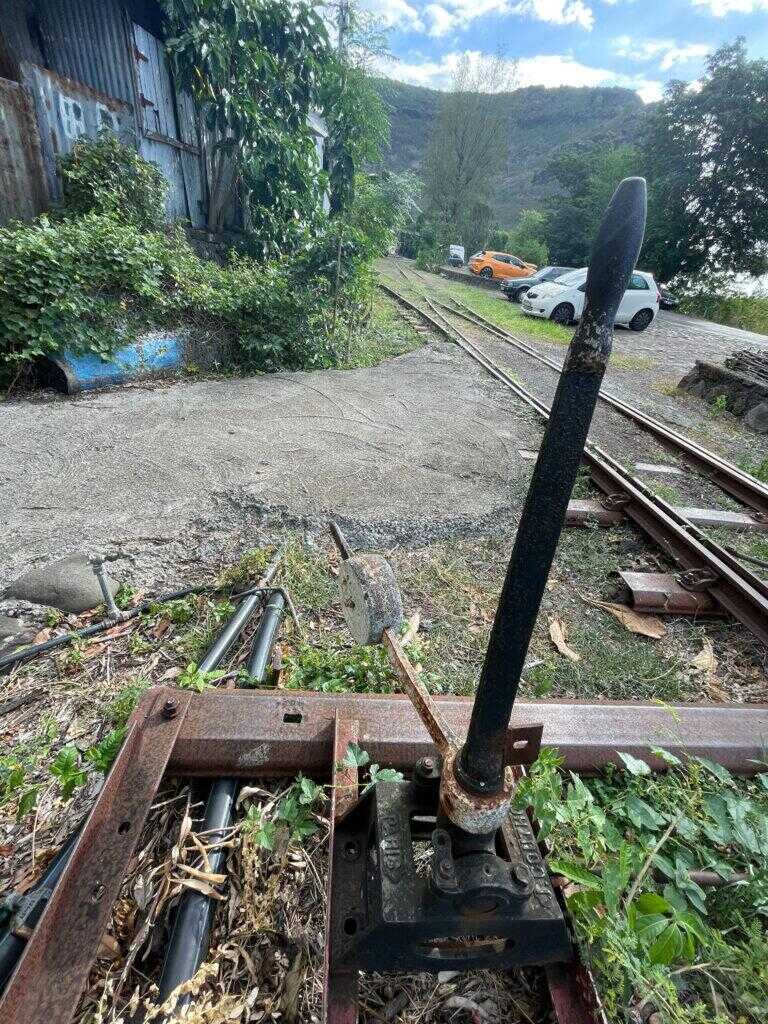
<box><xmin>513</xmin><ymin>0</ymin><xmax>595</xmax><ymax>29</ymax></box>
<box><xmin>374</xmin><ymin>49</ymin><xmax>662</xmax><ymax>101</ymax></box>
<box><xmin>692</xmin><ymin>0</ymin><xmax>768</xmax><ymax>13</ymax></box>
<box><xmin>361</xmin><ymin>0</ymin><xmax>594</xmax><ymax>34</ymax></box>
<box><xmin>612</xmin><ymin>36</ymin><xmax>710</xmax><ymax>70</ymax></box>
<box><xmin>360</xmin><ymin>0</ymin><xmax>425</xmax><ymax>31</ymax></box>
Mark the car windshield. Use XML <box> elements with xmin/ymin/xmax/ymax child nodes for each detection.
<box><xmin>556</xmin><ymin>270</ymin><xmax>587</xmax><ymax>286</ymax></box>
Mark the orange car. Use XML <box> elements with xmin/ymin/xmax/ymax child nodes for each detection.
<box><xmin>469</xmin><ymin>250</ymin><xmax>537</xmax><ymax>280</ymax></box>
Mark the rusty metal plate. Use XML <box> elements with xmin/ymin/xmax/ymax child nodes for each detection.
<box><xmin>167</xmin><ymin>688</ymin><xmax>768</xmax><ymax>776</ymax></box>
<box><xmin>0</xmin><ymin>689</ymin><xmax>192</xmax><ymax>1024</ymax></box>
<box><xmin>323</xmin><ymin>715</ymin><xmax>360</xmax><ymax>1024</ymax></box>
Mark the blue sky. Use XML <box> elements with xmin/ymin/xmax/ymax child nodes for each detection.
<box><xmin>361</xmin><ymin>0</ymin><xmax>768</xmax><ymax>101</ymax></box>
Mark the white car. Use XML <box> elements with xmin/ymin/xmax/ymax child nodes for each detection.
<box><xmin>521</xmin><ymin>268</ymin><xmax>660</xmax><ymax>331</ymax></box>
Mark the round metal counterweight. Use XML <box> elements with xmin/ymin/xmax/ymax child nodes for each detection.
<box><xmin>338</xmin><ymin>554</ymin><xmax>404</xmax><ymax>645</ymax></box>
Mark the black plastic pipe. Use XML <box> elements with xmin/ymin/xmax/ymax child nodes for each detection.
<box><xmin>458</xmin><ymin>178</ymin><xmax>648</xmax><ymax>796</ymax></box>
<box><xmin>0</xmin><ymin>830</ymin><xmax>80</xmax><ymax>992</ymax></box>
<box><xmin>246</xmin><ymin>591</ymin><xmax>286</xmax><ymax>681</ymax></box>
<box><xmin>1</xmin><ymin>584</ymin><xmax>220</xmax><ymax>673</ymax></box>
<box><xmin>157</xmin><ymin>547</ymin><xmax>286</xmax><ymax>1012</ymax></box>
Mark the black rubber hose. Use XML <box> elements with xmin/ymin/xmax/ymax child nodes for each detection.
<box><xmin>156</xmin><ymin>777</ymin><xmax>238</xmax><ymax>1006</ymax></box>
<box><xmin>0</xmin><ymin>584</ymin><xmax>213</xmax><ymax>673</ymax></box>
<box><xmin>157</xmin><ymin>547</ymin><xmax>286</xmax><ymax>1014</ymax></box>
<box><xmin>246</xmin><ymin>591</ymin><xmax>286</xmax><ymax>681</ymax></box>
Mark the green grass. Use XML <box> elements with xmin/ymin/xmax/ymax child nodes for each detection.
<box><xmin>737</xmin><ymin>454</ymin><xmax>768</xmax><ymax>484</ymax></box>
<box><xmin>680</xmin><ymin>292</ymin><xmax>768</xmax><ymax>336</ymax></box>
<box><xmin>341</xmin><ymin>291</ymin><xmax>426</xmax><ymax>369</ymax></box>
<box><xmin>525</xmin><ymin>617</ymin><xmax>688</xmax><ymax>701</ymax></box>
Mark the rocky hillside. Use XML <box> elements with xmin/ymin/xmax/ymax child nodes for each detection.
<box><xmin>373</xmin><ymin>78</ymin><xmax>644</xmax><ymax>224</ymax></box>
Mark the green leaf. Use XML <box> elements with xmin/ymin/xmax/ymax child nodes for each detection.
<box><xmin>648</xmin><ymin>922</ymin><xmax>684</xmax><ymax>965</ymax></box>
<box><xmin>255</xmin><ymin>820</ymin><xmax>278</xmax><ymax>850</ymax></box>
<box><xmin>634</xmin><ymin>892</ymin><xmax>672</xmax><ymax>915</ymax></box>
<box><xmin>650</xmin><ymin>746</ymin><xmax>681</xmax><ymax>767</ymax></box>
<box><xmin>342</xmin><ymin>742</ymin><xmax>370</xmax><ymax>768</ymax></box>
<box><xmin>693</xmin><ymin>756</ymin><xmax>734</xmax><ymax>786</ymax></box>
<box><xmin>634</xmin><ymin>912</ymin><xmax>670</xmax><ymax>947</ymax></box>
<box><xmin>16</xmin><ymin>786</ymin><xmax>39</xmax><ymax>818</ymax></box>
<box><xmin>547</xmin><ymin>858</ymin><xmax>603</xmax><ymax>890</ymax></box>
<box><xmin>617</xmin><ymin>752</ymin><xmax>652</xmax><ymax>776</ymax></box>
<box><xmin>625</xmin><ymin>794</ymin><xmax>666</xmax><ymax>830</ymax></box>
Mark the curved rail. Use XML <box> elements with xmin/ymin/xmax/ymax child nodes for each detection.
<box><xmin>380</xmin><ymin>279</ymin><xmax>768</xmax><ymax>647</ymax></box>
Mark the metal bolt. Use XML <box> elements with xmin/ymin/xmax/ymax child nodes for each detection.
<box><xmin>438</xmin><ymin>859</ymin><xmax>453</xmax><ymax>878</ymax></box>
<box><xmin>421</xmin><ymin>757</ymin><xmax>434</xmax><ymax>772</ymax></box>
<box><xmin>162</xmin><ymin>699</ymin><xmax>178</xmax><ymax>720</ymax></box>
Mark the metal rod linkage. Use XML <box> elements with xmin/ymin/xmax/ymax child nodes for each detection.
<box><xmin>458</xmin><ymin>178</ymin><xmax>648</xmax><ymax>795</ymax></box>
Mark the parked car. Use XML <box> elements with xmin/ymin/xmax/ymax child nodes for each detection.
<box><xmin>468</xmin><ymin>250</ymin><xmax>537</xmax><ymax>281</ymax></box>
<box><xmin>659</xmin><ymin>286</ymin><xmax>678</xmax><ymax>311</ymax></box>
<box><xmin>448</xmin><ymin>244</ymin><xmax>465</xmax><ymax>267</ymax></box>
<box><xmin>521</xmin><ymin>268</ymin><xmax>660</xmax><ymax>331</ymax></box>
<box><xmin>501</xmin><ymin>265</ymin><xmax>575</xmax><ymax>303</ymax></box>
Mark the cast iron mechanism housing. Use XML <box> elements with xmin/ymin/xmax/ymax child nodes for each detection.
<box><xmin>330</xmin><ymin>761</ymin><xmax>571</xmax><ymax>973</ymax></box>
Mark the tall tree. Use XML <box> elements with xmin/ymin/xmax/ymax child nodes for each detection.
<box><xmin>542</xmin><ymin>145</ymin><xmax>640</xmax><ymax>266</ymax></box>
<box><xmin>423</xmin><ymin>54</ymin><xmax>516</xmax><ymax>249</ymax></box>
<box><xmin>163</xmin><ymin>0</ymin><xmax>330</xmax><ymax>248</ymax></box>
<box><xmin>642</xmin><ymin>39</ymin><xmax>768</xmax><ymax>282</ymax></box>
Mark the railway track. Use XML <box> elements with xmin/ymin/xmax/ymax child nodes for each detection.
<box><xmin>379</xmin><ymin>273</ymin><xmax>768</xmax><ymax>648</ymax></box>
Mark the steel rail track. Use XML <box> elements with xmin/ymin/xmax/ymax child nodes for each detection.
<box><xmin>435</xmin><ymin>294</ymin><xmax>768</xmax><ymax>518</ymax></box>
<box><xmin>393</xmin><ymin>258</ymin><xmax>768</xmax><ymax>518</ymax></box>
<box><xmin>379</xmin><ymin>280</ymin><xmax>768</xmax><ymax>646</ymax></box>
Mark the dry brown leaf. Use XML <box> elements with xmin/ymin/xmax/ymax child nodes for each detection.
<box><xmin>159</xmin><ymin>666</ymin><xmax>182</xmax><ymax>681</ymax></box>
<box><xmin>549</xmin><ymin>617</ymin><xmax>580</xmax><ymax>662</ymax></box>
<box><xmin>171</xmin><ymin>876</ymin><xmax>226</xmax><ymax>899</ymax></box>
<box><xmin>590</xmin><ymin>600</ymin><xmax>666</xmax><ymax>639</ymax></box>
<box><xmin>691</xmin><ymin>637</ymin><xmax>717</xmax><ymax>675</ymax></box>
<box><xmin>177</xmin><ymin>863</ymin><xmax>227</xmax><ymax>885</ymax></box>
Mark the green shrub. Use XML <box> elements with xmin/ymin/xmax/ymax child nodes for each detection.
<box><xmin>678</xmin><ymin>290</ymin><xmax>768</xmax><ymax>337</ymax></box>
<box><xmin>0</xmin><ymin>212</ymin><xmax>361</xmax><ymax>375</ymax></box>
<box><xmin>59</xmin><ymin>133</ymin><xmax>168</xmax><ymax>231</ymax></box>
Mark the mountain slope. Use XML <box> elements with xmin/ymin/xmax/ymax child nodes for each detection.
<box><xmin>373</xmin><ymin>78</ymin><xmax>644</xmax><ymax>225</ymax></box>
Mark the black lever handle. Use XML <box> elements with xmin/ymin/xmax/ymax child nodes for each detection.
<box><xmin>457</xmin><ymin>177</ymin><xmax>647</xmax><ymax>796</ymax></box>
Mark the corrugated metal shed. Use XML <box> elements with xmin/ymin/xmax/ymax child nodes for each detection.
<box><xmin>21</xmin><ymin>63</ymin><xmax>134</xmax><ymax>203</ymax></box>
<box><xmin>0</xmin><ymin>77</ymin><xmax>48</xmax><ymax>224</ymax></box>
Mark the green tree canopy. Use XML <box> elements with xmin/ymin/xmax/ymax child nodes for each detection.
<box><xmin>642</xmin><ymin>39</ymin><xmax>768</xmax><ymax>282</ymax></box>
<box><xmin>162</xmin><ymin>0</ymin><xmax>330</xmax><ymax>248</ymax></box>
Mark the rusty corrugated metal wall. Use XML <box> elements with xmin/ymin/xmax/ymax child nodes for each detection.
<box><xmin>0</xmin><ymin>0</ymin><xmax>221</xmax><ymax>231</ymax></box>
<box><xmin>0</xmin><ymin>78</ymin><xmax>48</xmax><ymax>224</ymax></box>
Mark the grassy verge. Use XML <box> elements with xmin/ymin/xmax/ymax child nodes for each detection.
<box><xmin>679</xmin><ymin>292</ymin><xmax>768</xmax><ymax>336</ymax></box>
<box><xmin>517</xmin><ymin>748</ymin><xmax>768</xmax><ymax>1023</ymax></box>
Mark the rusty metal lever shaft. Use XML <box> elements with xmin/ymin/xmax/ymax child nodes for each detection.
<box><xmin>458</xmin><ymin>177</ymin><xmax>648</xmax><ymax>796</ymax></box>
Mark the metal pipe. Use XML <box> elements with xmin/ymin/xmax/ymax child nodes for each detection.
<box><xmin>1</xmin><ymin>584</ymin><xmax>228</xmax><ymax>674</ymax></box>
<box><xmin>458</xmin><ymin>178</ymin><xmax>647</xmax><ymax>795</ymax></box>
<box><xmin>157</xmin><ymin>777</ymin><xmax>238</xmax><ymax>1006</ymax></box>
<box><xmin>157</xmin><ymin>545</ymin><xmax>286</xmax><ymax>1013</ymax></box>
<box><xmin>246</xmin><ymin>591</ymin><xmax>286</xmax><ymax>681</ymax></box>
<box><xmin>0</xmin><ymin>831</ymin><xmax>79</xmax><ymax>992</ymax></box>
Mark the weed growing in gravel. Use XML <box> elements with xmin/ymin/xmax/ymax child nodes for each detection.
<box><xmin>648</xmin><ymin>482</ymin><xmax>683</xmax><ymax>506</ymax></box>
<box><xmin>516</xmin><ymin>748</ymin><xmax>768</xmax><ymax>1023</ymax></box>
<box><xmin>283</xmin><ymin>643</ymin><xmax>395</xmax><ymax>693</ymax></box>
<box><xmin>737</xmin><ymin>454</ymin><xmax>768</xmax><ymax>484</ymax></box>
<box><xmin>106</xmin><ymin>678</ymin><xmax>150</xmax><ymax>727</ymax></box>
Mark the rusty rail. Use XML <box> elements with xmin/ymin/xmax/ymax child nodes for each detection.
<box><xmin>379</xmin><ymin>281</ymin><xmax>768</xmax><ymax>648</ymax></box>
<box><xmin>2</xmin><ymin>686</ymin><xmax>766</xmax><ymax>1023</ymax></box>
<box><xmin>420</xmin><ymin>282</ymin><xmax>768</xmax><ymax>519</ymax></box>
